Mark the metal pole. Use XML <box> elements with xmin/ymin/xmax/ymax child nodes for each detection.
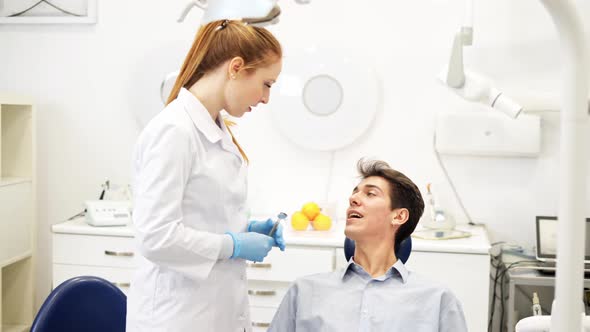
<box><xmin>538</xmin><ymin>1</ymin><xmax>589</xmax><ymax>331</ymax></box>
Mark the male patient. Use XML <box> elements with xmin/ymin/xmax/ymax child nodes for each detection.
<box><xmin>268</xmin><ymin>159</ymin><xmax>467</xmax><ymax>332</ymax></box>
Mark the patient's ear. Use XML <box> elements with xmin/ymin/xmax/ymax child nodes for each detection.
<box><xmin>390</xmin><ymin>208</ymin><xmax>409</xmax><ymax>226</ymax></box>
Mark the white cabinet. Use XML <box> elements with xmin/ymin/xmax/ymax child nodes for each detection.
<box><xmin>51</xmin><ymin>222</ymin><xmax>136</xmax><ymax>295</ymax></box>
<box><xmin>0</xmin><ymin>95</ymin><xmax>36</xmax><ymax>332</ymax></box>
<box><xmin>52</xmin><ymin>220</ymin><xmax>490</xmax><ymax>332</ymax></box>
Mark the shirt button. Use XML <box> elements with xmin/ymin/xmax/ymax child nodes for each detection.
<box><xmin>241</xmin><ymin>273</ymin><xmax>246</xmax><ymax>281</ymax></box>
<box><xmin>239</xmin><ymin>313</ymin><xmax>246</xmax><ymax>320</ymax></box>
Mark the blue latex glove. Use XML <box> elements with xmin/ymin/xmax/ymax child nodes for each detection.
<box><xmin>248</xmin><ymin>219</ymin><xmax>286</xmax><ymax>251</ymax></box>
<box><xmin>226</xmin><ymin>232</ymin><xmax>274</xmax><ymax>262</ymax></box>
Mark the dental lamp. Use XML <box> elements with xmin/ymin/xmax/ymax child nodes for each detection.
<box><xmin>441</xmin><ymin>0</ymin><xmax>589</xmax><ymax>331</ymax></box>
<box><xmin>178</xmin><ymin>0</ymin><xmax>279</xmax><ymax>25</ymax></box>
<box><xmin>440</xmin><ymin>68</ymin><xmax>524</xmax><ymax>119</ymax></box>
<box><xmin>438</xmin><ymin>4</ymin><xmax>523</xmax><ymax>119</ymax></box>
<box><xmin>177</xmin><ymin>0</ymin><xmax>309</xmax><ymax>25</ymax></box>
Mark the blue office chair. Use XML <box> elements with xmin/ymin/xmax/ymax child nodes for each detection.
<box><xmin>344</xmin><ymin>236</ymin><xmax>412</xmax><ymax>263</ymax></box>
<box><xmin>31</xmin><ymin>276</ymin><xmax>126</xmax><ymax>332</ymax></box>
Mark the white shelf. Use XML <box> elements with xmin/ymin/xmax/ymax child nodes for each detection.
<box><xmin>2</xmin><ymin>324</ymin><xmax>29</xmax><ymax>332</ymax></box>
<box><xmin>0</xmin><ymin>95</ymin><xmax>35</xmax><ymax>329</ymax></box>
<box><xmin>0</xmin><ymin>95</ymin><xmax>33</xmax><ymax>106</ymax></box>
<box><xmin>0</xmin><ymin>251</ymin><xmax>32</xmax><ymax>270</ymax></box>
<box><xmin>0</xmin><ymin>178</ymin><xmax>31</xmax><ymax>187</ymax></box>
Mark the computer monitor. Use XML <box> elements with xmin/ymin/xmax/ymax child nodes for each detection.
<box><xmin>535</xmin><ymin>216</ymin><xmax>590</xmax><ymax>262</ymax></box>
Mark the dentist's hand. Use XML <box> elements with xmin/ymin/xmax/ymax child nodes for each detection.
<box><xmin>248</xmin><ymin>219</ymin><xmax>286</xmax><ymax>251</ymax></box>
<box><xmin>226</xmin><ymin>232</ymin><xmax>274</xmax><ymax>262</ymax></box>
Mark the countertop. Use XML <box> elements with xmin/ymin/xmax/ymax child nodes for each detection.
<box><xmin>52</xmin><ymin>218</ymin><xmax>490</xmax><ymax>254</ymax></box>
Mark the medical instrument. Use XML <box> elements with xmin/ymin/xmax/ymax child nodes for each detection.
<box><xmin>413</xmin><ymin>184</ymin><xmax>470</xmax><ymax>240</ymax></box>
<box><xmin>532</xmin><ymin>292</ymin><xmax>542</xmax><ymax>316</ymax></box>
<box><xmin>85</xmin><ymin>200</ymin><xmax>132</xmax><ymax>227</ymax></box>
<box><xmin>68</xmin><ymin>180</ymin><xmax>132</xmax><ymax>222</ymax></box>
<box><xmin>424</xmin><ymin>183</ymin><xmax>454</xmax><ymax>230</ymax></box>
<box><xmin>268</xmin><ymin>212</ymin><xmax>287</xmax><ymax>237</ymax></box>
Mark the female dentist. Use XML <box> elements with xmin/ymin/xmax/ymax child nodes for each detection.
<box><xmin>126</xmin><ymin>19</ymin><xmax>285</xmax><ymax>331</ymax></box>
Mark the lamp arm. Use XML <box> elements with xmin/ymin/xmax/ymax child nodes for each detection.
<box><xmin>462</xmin><ymin>0</ymin><xmax>473</xmax><ymax>45</ymax></box>
<box><xmin>445</xmin><ymin>32</ymin><xmax>466</xmax><ymax>88</ymax></box>
<box><xmin>444</xmin><ymin>0</ymin><xmax>474</xmax><ymax>88</ymax></box>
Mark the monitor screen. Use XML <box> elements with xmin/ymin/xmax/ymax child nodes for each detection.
<box><xmin>536</xmin><ymin>216</ymin><xmax>590</xmax><ymax>261</ymax></box>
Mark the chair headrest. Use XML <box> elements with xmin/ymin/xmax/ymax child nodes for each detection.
<box><xmin>343</xmin><ymin>236</ymin><xmax>412</xmax><ymax>264</ymax></box>
<box><xmin>31</xmin><ymin>276</ymin><xmax>127</xmax><ymax>332</ymax></box>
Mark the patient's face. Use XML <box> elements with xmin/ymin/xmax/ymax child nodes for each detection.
<box><xmin>345</xmin><ymin>176</ymin><xmax>396</xmax><ymax>241</ymax></box>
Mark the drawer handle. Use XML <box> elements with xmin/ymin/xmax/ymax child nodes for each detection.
<box><xmin>104</xmin><ymin>250</ymin><xmax>134</xmax><ymax>257</ymax></box>
<box><xmin>248</xmin><ymin>290</ymin><xmax>276</xmax><ymax>296</ymax></box>
<box><xmin>112</xmin><ymin>282</ymin><xmax>131</xmax><ymax>287</ymax></box>
<box><xmin>248</xmin><ymin>263</ymin><xmax>272</xmax><ymax>268</ymax></box>
<box><xmin>252</xmin><ymin>322</ymin><xmax>270</xmax><ymax>328</ymax></box>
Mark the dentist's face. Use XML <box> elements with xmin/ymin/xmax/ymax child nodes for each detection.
<box><xmin>224</xmin><ymin>57</ymin><xmax>282</xmax><ymax>117</ymax></box>
<box><xmin>345</xmin><ymin>176</ymin><xmax>397</xmax><ymax>241</ymax></box>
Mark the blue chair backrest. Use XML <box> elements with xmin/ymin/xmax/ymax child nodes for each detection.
<box><xmin>31</xmin><ymin>276</ymin><xmax>127</xmax><ymax>332</ymax></box>
<box><xmin>344</xmin><ymin>236</ymin><xmax>412</xmax><ymax>263</ymax></box>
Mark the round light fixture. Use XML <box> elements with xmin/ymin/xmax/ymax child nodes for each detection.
<box><xmin>271</xmin><ymin>49</ymin><xmax>379</xmax><ymax>151</ymax></box>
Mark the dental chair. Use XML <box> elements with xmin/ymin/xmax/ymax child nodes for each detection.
<box><xmin>30</xmin><ymin>276</ymin><xmax>127</xmax><ymax>332</ymax></box>
<box><xmin>344</xmin><ymin>236</ymin><xmax>412</xmax><ymax>264</ymax></box>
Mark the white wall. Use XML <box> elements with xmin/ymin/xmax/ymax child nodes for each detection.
<box><xmin>1</xmin><ymin>0</ymin><xmax>589</xmax><ymax>309</ymax></box>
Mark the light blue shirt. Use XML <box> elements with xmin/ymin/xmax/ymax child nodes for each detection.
<box><xmin>268</xmin><ymin>259</ymin><xmax>467</xmax><ymax>332</ymax></box>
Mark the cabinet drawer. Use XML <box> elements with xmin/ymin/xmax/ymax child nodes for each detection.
<box><xmin>247</xmin><ymin>246</ymin><xmax>334</xmax><ymax>282</ymax></box>
<box><xmin>250</xmin><ymin>306</ymin><xmax>277</xmax><ymax>331</ymax></box>
<box><xmin>53</xmin><ymin>264</ymin><xmax>135</xmax><ymax>294</ymax></box>
<box><xmin>247</xmin><ymin>280</ymin><xmax>290</xmax><ymax>308</ymax></box>
<box><xmin>0</xmin><ymin>181</ymin><xmax>32</xmax><ymax>265</ymax></box>
<box><xmin>53</xmin><ymin>233</ymin><xmax>137</xmax><ymax>268</ymax></box>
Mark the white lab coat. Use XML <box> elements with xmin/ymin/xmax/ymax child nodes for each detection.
<box><xmin>126</xmin><ymin>88</ymin><xmax>252</xmax><ymax>332</ymax></box>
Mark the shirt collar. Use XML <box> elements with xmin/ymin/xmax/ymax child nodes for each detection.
<box><xmin>341</xmin><ymin>257</ymin><xmax>408</xmax><ymax>284</ymax></box>
<box><xmin>178</xmin><ymin>87</ymin><xmax>224</xmax><ymax>144</ymax></box>
<box><xmin>392</xmin><ymin>259</ymin><xmax>409</xmax><ymax>283</ymax></box>
<box><xmin>178</xmin><ymin>88</ymin><xmax>243</xmax><ymax>161</ymax></box>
